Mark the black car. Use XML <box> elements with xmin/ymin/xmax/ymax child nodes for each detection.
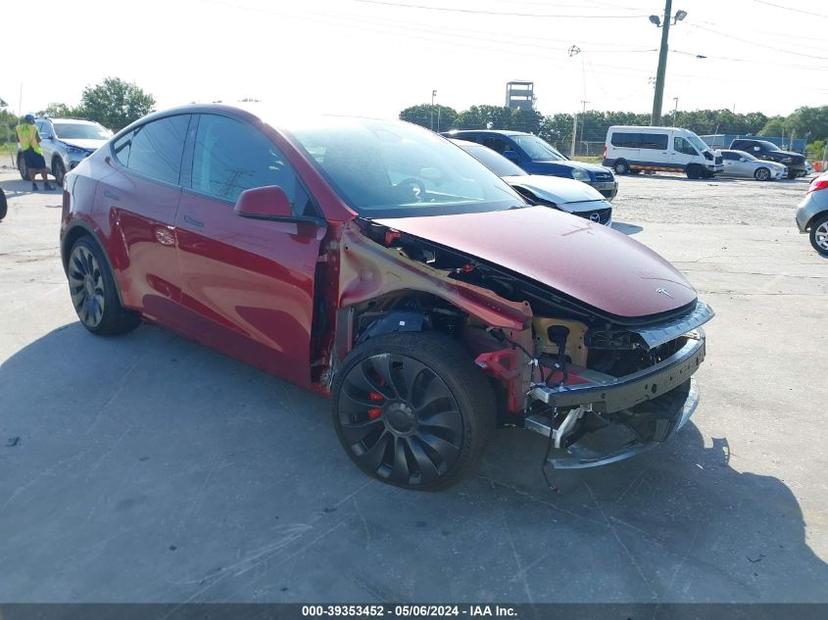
<box><xmin>729</xmin><ymin>139</ymin><xmax>807</xmax><ymax>179</ymax></box>
<box><xmin>0</xmin><ymin>188</ymin><xmax>6</xmax><ymax>221</ymax></box>
<box><xmin>443</xmin><ymin>129</ymin><xmax>618</xmax><ymax>200</ymax></box>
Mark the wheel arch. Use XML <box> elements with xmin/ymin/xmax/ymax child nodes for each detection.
<box><xmin>61</xmin><ymin>222</ymin><xmax>127</xmax><ymax>306</ymax></box>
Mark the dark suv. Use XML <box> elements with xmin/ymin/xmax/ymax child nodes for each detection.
<box><xmin>443</xmin><ymin>130</ymin><xmax>618</xmax><ymax>199</ymax></box>
<box><xmin>729</xmin><ymin>139</ymin><xmax>806</xmax><ymax>179</ymax></box>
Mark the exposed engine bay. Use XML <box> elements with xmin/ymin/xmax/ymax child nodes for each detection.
<box><xmin>337</xmin><ymin>218</ymin><xmax>713</xmax><ymax>471</ymax></box>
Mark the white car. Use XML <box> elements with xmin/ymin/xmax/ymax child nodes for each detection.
<box><xmin>453</xmin><ymin>139</ymin><xmax>613</xmax><ymax>225</ymax></box>
<box><xmin>17</xmin><ymin>117</ymin><xmax>112</xmax><ymax>185</ymax></box>
<box><xmin>718</xmin><ymin>149</ymin><xmax>786</xmax><ymax>181</ymax></box>
<box><xmin>603</xmin><ymin>125</ymin><xmax>723</xmax><ymax>179</ymax></box>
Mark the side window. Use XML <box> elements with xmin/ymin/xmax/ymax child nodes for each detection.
<box><xmin>113</xmin><ymin>115</ymin><xmax>189</xmax><ymax>185</ymax></box>
<box><xmin>674</xmin><ymin>137</ymin><xmax>698</xmax><ymax>156</ymax></box>
<box><xmin>191</xmin><ymin>114</ymin><xmax>317</xmax><ymax>217</ymax></box>
<box><xmin>640</xmin><ymin>133</ymin><xmax>668</xmax><ymax>150</ymax></box>
<box><xmin>482</xmin><ymin>137</ymin><xmax>509</xmax><ymax>154</ymax></box>
<box><xmin>611</xmin><ymin>132</ymin><xmax>641</xmax><ymax>148</ymax></box>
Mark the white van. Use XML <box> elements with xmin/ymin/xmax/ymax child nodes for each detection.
<box><xmin>603</xmin><ymin>126</ymin><xmax>723</xmax><ymax>179</ymax></box>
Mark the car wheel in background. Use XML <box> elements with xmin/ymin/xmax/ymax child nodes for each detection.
<box><xmin>332</xmin><ymin>332</ymin><xmax>496</xmax><ymax>490</ymax></box>
<box><xmin>754</xmin><ymin>167</ymin><xmax>771</xmax><ymax>181</ymax></box>
<box><xmin>67</xmin><ymin>237</ymin><xmax>141</xmax><ymax>335</ymax></box>
<box><xmin>613</xmin><ymin>159</ymin><xmax>629</xmax><ymax>175</ymax></box>
<box><xmin>52</xmin><ymin>158</ymin><xmax>66</xmax><ymax>186</ymax></box>
<box><xmin>809</xmin><ymin>213</ymin><xmax>828</xmax><ymax>257</ymax></box>
<box><xmin>0</xmin><ymin>189</ymin><xmax>7</xmax><ymax>221</ymax></box>
<box><xmin>17</xmin><ymin>153</ymin><xmax>28</xmax><ymax>180</ymax></box>
<box><xmin>787</xmin><ymin>170</ymin><xmax>799</xmax><ymax>180</ymax></box>
<box><xmin>686</xmin><ymin>164</ymin><xmax>703</xmax><ymax>179</ymax></box>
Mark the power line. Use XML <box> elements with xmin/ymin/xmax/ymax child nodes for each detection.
<box><xmin>687</xmin><ymin>24</ymin><xmax>828</xmax><ymax>61</ymax></box>
<box><xmin>750</xmin><ymin>0</ymin><xmax>828</xmax><ymax>18</ymax></box>
<box><xmin>353</xmin><ymin>0</ymin><xmax>647</xmax><ymax>19</ymax></box>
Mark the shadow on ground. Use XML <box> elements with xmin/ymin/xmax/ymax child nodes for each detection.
<box><xmin>1</xmin><ymin>323</ymin><xmax>826</xmax><ymax>604</ymax></box>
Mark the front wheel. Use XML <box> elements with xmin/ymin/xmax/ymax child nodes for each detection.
<box><xmin>754</xmin><ymin>167</ymin><xmax>771</xmax><ymax>181</ymax></box>
<box><xmin>0</xmin><ymin>189</ymin><xmax>7</xmax><ymax>221</ymax></box>
<box><xmin>686</xmin><ymin>164</ymin><xmax>702</xmax><ymax>179</ymax></box>
<box><xmin>332</xmin><ymin>332</ymin><xmax>496</xmax><ymax>490</ymax></box>
<box><xmin>809</xmin><ymin>213</ymin><xmax>828</xmax><ymax>257</ymax></box>
<box><xmin>53</xmin><ymin>158</ymin><xmax>66</xmax><ymax>186</ymax></box>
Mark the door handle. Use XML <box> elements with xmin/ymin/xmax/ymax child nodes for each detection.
<box><xmin>183</xmin><ymin>214</ymin><xmax>204</xmax><ymax>228</ymax></box>
<box><xmin>103</xmin><ymin>189</ymin><xmax>120</xmax><ymax>201</ymax></box>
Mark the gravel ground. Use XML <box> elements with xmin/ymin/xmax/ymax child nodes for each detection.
<box><xmin>0</xmin><ymin>168</ymin><xmax>826</xmax><ymax>604</ymax></box>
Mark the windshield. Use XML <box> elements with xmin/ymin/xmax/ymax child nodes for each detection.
<box><xmin>54</xmin><ymin>122</ymin><xmax>112</xmax><ymax>140</ymax></box>
<box><xmin>511</xmin><ymin>134</ymin><xmax>566</xmax><ymax>162</ymax></box>
<box><xmin>734</xmin><ymin>150</ymin><xmax>758</xmax><ymax>161</ymax></box>
<box><xmin>685</xmin><ymin>133</ymin><xmax>709</xmax><ymax>152</ymax></box>
<box><xmin>288</xmin><ymin>119</ymin><xmax>523</xmax><ymax>218</ymax></box>
<box><xmin>758</xmin><ymin>140</ymin><xmax>781</xmax><ymax>151</ymax></box>
<box><xmin>458</xmin><ymin>143</ymin><xmax>526</xmax><ymax>177</ymax></box>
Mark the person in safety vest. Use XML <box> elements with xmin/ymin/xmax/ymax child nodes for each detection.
<box><xmin>16</xmin><ymin>114</ymin><xmax>54</xmax><ymax>191</ymax></box>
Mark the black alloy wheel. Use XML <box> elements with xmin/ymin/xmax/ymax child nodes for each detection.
<box><xmin>333</xmin><ymin>332</ymin><xmax>495</xmax><ymax>490</ymax></box>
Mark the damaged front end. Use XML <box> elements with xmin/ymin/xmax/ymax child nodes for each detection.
<box><xmin>335</xmin><ymin>215</ymin><xmax>713</xmax><ymax>471</ymax></box>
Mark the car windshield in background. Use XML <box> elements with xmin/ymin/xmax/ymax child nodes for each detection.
<box><xmin>460</xmin><ymin>144</ymin><xmax>526</xmax><ymax>177</ymax></box>
<box><xmin>511</xmin><ymin>135</ymin><xmax>566</xmax><ymax>162</ymax></box>
<box><xmin>54</xmin><ymin>122</ymin><xmax>112</xmax><ymax>140</ymax></box>
<box><xmin>288</xmin><ymin>119</ymin><xmax>521</xmax><ymax>218</ymax></box>
<box><xmin>686</xmin><ymin>134</ymin><xmax>709</xmax><ymax>152</ymax></box>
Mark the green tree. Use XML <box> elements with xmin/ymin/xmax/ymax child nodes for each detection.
<box><xmin>759</xmin><ymin>116</ymin><xmax>787</xmax><ymax>137</ymax></box>
<box><xmin>79</xmin><ymin>77</ymin><xmax>155</xmax><ymax>131</ymax></box>
<box><xmin>399</xmin><ymin>103</ymin><xmax>457</xmax><ymax>131</ymax></box>
<box><xmin>785</xmin><ymin>106</ymin><xmax>828</xmax><ymax>141</ymax></box>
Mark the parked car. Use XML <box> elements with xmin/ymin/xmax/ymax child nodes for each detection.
<box><xmin>729</xmin><ymin>139</ymin><xmax>807</xmax><ymax>179</ymax></box>
<box><xmin>18</xmin><ymin>117</ymin><xmax>111</xmax><ymax>185</ymax></box>
<box><xmin>603</xmin><ymin>125</ymin><xmax>723</xmax><ymax>179</ymax></box>
<box><xmin>451</xmin><ymin>139</ymin><xmax>612</xmax><ymax>225</ymax></box>
<box><xmin>61</xmin><ymin>104</ymin><xmax>713</xmax><ymax>490</ymax></box>
<box><xmin>0</xmin><ymin>188</ymin><xmax>6</xmax><ymax>221</ymax></box>
<box><xmin>718</xmin><ymin>149</ymin><xmax>786</xmax><ymax>181</ymax></box>
<box><xmin>795</xmin><ymin>171</ymin><xmax>828</xmax><ymax>256</ymax></box>
<box><xmin>442</xmin><ymin>129</ymin><xmax>618</xmax><ymax>200</ymax></box>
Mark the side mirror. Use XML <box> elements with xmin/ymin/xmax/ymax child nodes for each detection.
<box><xmin>234</xmin><ymin>185</ymin><xmax>292</xmax><ymax>220</ymax></box>
<box><xmin>503</xmin><ymin>150</ymin><xmax>519</xmax><ymax>162</ymax></box>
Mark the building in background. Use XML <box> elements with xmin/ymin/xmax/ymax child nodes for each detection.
<box><xmin>505</xmin><ymin>81</ymin><xmax>534</xmax><ymax>111</ymax></box>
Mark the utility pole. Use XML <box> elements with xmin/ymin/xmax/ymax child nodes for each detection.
<box><xmin>673</xmin><ymin>96</ymin><xmax>679</xmax><ymax>119</ymax></box>
<box><xmin>570</xmin><ymin>100</ymin><xmax>588</xmax><ymax>158</ymax></box>
<box><xmin>430</xmin><ymin>90</ymin><xmax>437</xmax><ymax>131</ymax></box>
<box><xmin>651</xmin><ymin>0</ymin><xmax>672</xmax><ymax>125</ymax></box>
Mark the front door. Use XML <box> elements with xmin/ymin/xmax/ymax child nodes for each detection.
<box><xmin>175</xmin><ymin>114</ymin><xmax>325</xmax><ymax>387</ymax></box>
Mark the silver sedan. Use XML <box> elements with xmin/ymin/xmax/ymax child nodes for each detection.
<box><xmin>719</xmin><ymin>149</ymin><xmax>787</xmax><ymax>181</ymax></box>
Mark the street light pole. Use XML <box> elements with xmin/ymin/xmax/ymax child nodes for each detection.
<box><xmin>431</xmin><ymin>90</ymin><xmax>437</xmax><ymax>131</ymax></box>
<box><xmin>651</xmin><ymin>0</ymin><xmax>672</xmax><ymax>125</ymax></box>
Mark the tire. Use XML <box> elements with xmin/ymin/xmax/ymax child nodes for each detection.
<box><xmin>809</xmin><ymin>213</ymin><xmax>828</xmax><ymax>257</ymax></box>
<box><xmin>754</xmin><ymin>167</ymin><xmax>771</xmax><ymax>181</ymax></box>
<box><xmin>686</xmin><ymin>164</ymin><xmax>702</xmax><ymax>179</ymax></box>
<box><xmin>0</xmin><ymin>189</ymin><xmax>7</xmax><ymax>221</ymax></box>
<box><xmin>17</xmin><ymin>153</ymin><xmax>28</xmax><ymax>180</ymax></box>
<box><xmin>787</xmin><ymin>170</ymin><xmax>798</xmax><ymax>180</ymax></box>
<box><xmin>67</xmin><ymin>236</ymin><xmax>141</xmax><ymax>335</ymax></box>
<box><xmin>332</xmin><ymin>332</ymin><xmax>496</xmax><ymax>490</ymax></box>
<box><xmin>613</xmin><ymin>159</ymin><xmax>629</xmax><ymax>175</ymax></box>
<box><xmin>52</xmin><ymin>158</ymin><xmax>66</xmax><ymax>186</ymax></box>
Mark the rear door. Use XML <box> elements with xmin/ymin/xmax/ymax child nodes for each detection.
<box><xmin>97</xmin><ymin>114</ymin><xmax>190</xmax><ymax>323</ymax></box>
<box><xmin>174</xmin><ymin>113</ymin><xmax>325</xmax><ymax>387</ymax></box>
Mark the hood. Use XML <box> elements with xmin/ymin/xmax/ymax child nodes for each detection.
<box><xmin>59</xmin><ymin>138</ymin><xmax>106</xmax><ymax>151</ymax></box>
<box><xmin>375</xmin><ymin>206</ymin><xmax>697</xmax><ymax>319</ymax></box>
<box><xmin>503</xmin><ymin>174</ymin><xmax>606</xmax><ymax>205</ymax></box>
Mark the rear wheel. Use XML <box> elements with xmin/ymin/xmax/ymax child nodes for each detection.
<box><xmin>754</xmin><ymin>167</ymin><xmax>771</xmax><ymax>181</ymax></box>
<box><xmin>613</xmin><ymin>159</ymin><xmax>629</xmax><ymax>175</ymax></box>
<box><xmin>67</xmin><ymin>237</ymin><xmax>141</xmax><ymax>335</ymax></box>
<box><xmin>52</xmin><ymin>158</ymin><xmax>66</xmax><ymax>186</ymax></box>
<box><xmin>809</xmin><ymin>213</ymin><xmax>828</xmax><ymax>257</ymax></box>
<box><xmin>332</xmin><ymin>332</ymin><xmax>496</xmax><ymax>490</ymax></box>
<box><xmin>0</xmin><ymin>189</ymin><xmax>7</xmax><ymax>221</ymax></box>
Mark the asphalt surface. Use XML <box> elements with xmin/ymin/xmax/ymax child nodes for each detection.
<box><xmin>1</xmin><ymin>168</ymin><xmax>826</xmax><ymax>603</ymax></box>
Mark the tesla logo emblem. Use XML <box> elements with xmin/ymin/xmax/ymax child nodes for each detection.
<box><xmin>589</xmin><ymin>212</ymin><xmax>600</xmax><ymax>222</ymax></box>
<box><xmin>656</xmin><ymin>287</ymin><xmax>673</xmax><ymax>298</ymax></box>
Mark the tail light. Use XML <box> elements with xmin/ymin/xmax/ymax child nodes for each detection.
<box><xmin>808</xmin><ymin>178</ymin><xmax>828</xmax><ymax>193</ymax></box>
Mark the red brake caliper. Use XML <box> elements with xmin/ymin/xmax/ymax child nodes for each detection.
<box><xmin>368</xmin><ymin>391</ymin><xmax>384</xmax><ymax>419</ymax></box>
